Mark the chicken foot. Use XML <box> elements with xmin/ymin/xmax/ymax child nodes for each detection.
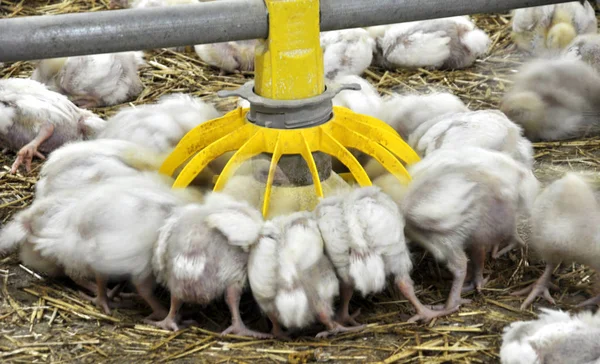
<box><xmin>511</xmin><ymin>263</ymin><xmax>557</xmax><ymax>310</ymax></box>
<box><xmin>133</xmin><ymin>275</ymin><xmax>169</xmax><ymax>321</ymax></box>
<box><xmin>10</xmin><ymin>122</ymin><xmax>54</xmax><ymax>174</ymax></box>
<box><xmin>144</xmin><ymin>295</ymin><xmax>196</xmax><ymax>331</ymax></box>
<box><xmin>334</xmin><ymin>281</ymin><xmax>364</xmax><ymax>327</ymax></box>
<box><xmin>78</xmin><ymin>274</ymin><xmax>134</xmax><ymax>315</ymax></box>
<box><xmin>396</xmin><ymin>276</ymin><xmax>458</xmax><ymax>323</ymax></box>
<box><xmin>267</xmin><ymin>312</ymin><xmax>291</xmax><ymax>340</ymax></box>
<box><xmin>221</xmin><ymin>285</ymin><xmax>272</xmax><ymax>339</ymax></box>
<box><xmin>462</xmin><ymin>244</ymin><xmax>490</xmax><ymax>293</ymax></box>
<box><xmin>315</xmin><ymin>310</ymin><xmax>364</xmax><ymax>339</ymax></box>
<box><xmin>430</xmin><ymin>251</ymin><xmax>471</xmax><ymax>311</ymax></box>
<box><xmin>491</xmin><ymin>232</ymin><xmax>525</xmax><ymax>259</ymax></box>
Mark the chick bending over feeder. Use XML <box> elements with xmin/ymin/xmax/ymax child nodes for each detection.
<box><xmin>159</xmin><ymin>0</ymin><xmax>420</xmax><ymax>218</ymax></box>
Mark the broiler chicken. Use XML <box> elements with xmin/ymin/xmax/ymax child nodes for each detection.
<box><xmin>320</xmin><ymin>28</ymin><xmax>375</xmax><ymax>80</ymax></box>
<box><xmin>372</xmin><ymin>16</ymin><xmax>490</xmax><ymax>70</ymax></box>
<box><xmin>315</xmin><ymin>186</ymin><xmax>458</xmax><ymax>324</ymax></box>
<box><xmin>511</xmin><ymin>1</ymin><xmax>597</xmax><ymax>56</ymax></box>
<box><xmin>501</xmin><ymin>308</ymin><xmax>600</xmax><ymax>364</ymax></box>
<box><xmin>31</xmin><ymin>52</ymin><xmax>146</xmax><ymax>108</ymax></box>
<box><xmin>400</xmin><ymin>147</ymin><xmax>539</xmax><ymax>310</ymax></box>
<box><xmin>563</xmin><ymin>33</ymin><xmax>600</xmax><ymax>73</ymax></box>
<box><xmin>248</xmin><ymin>211</ymin><xmax>359</xmax><ymax>338</ymax></box>
<box><xmin>511</xmin><ymin>173</ymin><xmax>600</xmax><ymax>310</ymax></box>
<box><xmin>150</xmin><ymin>192</ymin><xmax>269</xmax><ymax>337</ymax></box>
<box><xmin>500</xmin><ymin>58</ymin><xmax>600</xmax><ymax>141</ymax></box>
<box><xmin>20</xmin><ymin>173</ymin><xmax>202</xmax><ymax>317</ymax></box>
<box><xmin>0</xmin><ymin>78</ymin><xmax>106</xmax><ymax>174</ymax></box>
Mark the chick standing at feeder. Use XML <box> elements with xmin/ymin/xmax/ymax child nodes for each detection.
<box><xmin>24</xmin><ymin>173</ymin><xmax>202</xmax><ymax>316</ymax></box>
<box><xmin>98</xmin><ymin>93</ymin><xmax>221</xmax><ymax>153</ymax></box>
<box><xmin>511</xmin><ymin>1</ymin><xmax>597</xmax><ymax>56</ymax></box>
<box><xmin>500</xmin><ymin>308</ymin><xmax>600</xmax><ymax>364</ymax></box>
<box><xmin>0</xmin><ymin>78</ymin><xmax>106</xmax><ymax>174</ymax></box>
<box><xmin>150</xmin><ymin>192</ymin><xmax>270</xmax><ymax>337</ymax></box>
<box><xmin>248</xmin><ymin>211</ymin><xmax>358</xmax><ymax>338</ymax></box>
<box><xmin>372</xmin><ymin>16</ymin><xmax>490</xmax><ymax>70</ymax></box>
<box><xmin>320</xmin><ymin>28</ymin><xmax>375</xmax><ymax>80</ymax></box>
<box><xmin>511</xmin><ymin>173</ymin><xmax>600</xmax><ymax>310</ymax></box>
<box><xmin>194</xmin><ymin>40</ymin><xmax>260</xmax><ymax>75</ymax></box>
<box><xmin>31</xmin><ymin>52</ymin><xmax>146</xmax><ymax>108</ymax></box>
<box><xmin>500</xmin><ymin>58</ymin><xmax>600</xmax><ymax>142</ymax></box>
<box><xmin>34</xmin><ymin>139</ymin><xmax>169</xmax><ymax>199</ymax></box>
<box><xmin>400</xmin><ymin>147</ymin><xmax>539</xmax><ymax>310</ymax></box>
<box><xmin>407</xmin><ymin>110</ymin><xmax>534</xmax><ymax>169</ymax></box>
<box><xmin>563</xmin><ymin>33</ymin><xmax>600</xmax><ymax>72</ymax></box>
<box><xmin>315</xmin><ymin>186</ymin><xmax>458</xmax><ymax>325</ymax></box>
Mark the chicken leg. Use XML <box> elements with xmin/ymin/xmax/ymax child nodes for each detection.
<box><xmin>145</xmin><ymin>295</ymin><xmax>183</xmax><ymax>331</ymax></box>
<box><xmin>78</xmin><ymin>274</ymin><xmax>125</xmax><ymax>315</ymax></box>
<box><xmin>133</xmin><ymin>275</ymin><xmax>169</xmax><ymax>321</ymax></box>
<box><xmin>462</xmin><ymin>244</ymin><xmax>489</xmax><ymax>293</ymax></box>
<box><xmin>431</xmin><ymin>251</ymin><xmax>471</xmax><ymax>311</ymax></box>
<box><xmin>315</xmin><ymin>310</ymin><xmax>364</xmax><ymax>339</ymax></box>
<box><xmin>511</xmin><ymin>263</ymin><xmax>557</xmax><ymax>310</ymax></box>
<box><xmin>334</xmin><ymin>281</ymin><xmax>363</xmax><ymax>327</ymax></box>
<box><xmin>267</xmin><ymin>312</ymin><xmax>290</xmax><ymax>340</ymax></box>
<box><xmin>221</xmin><ymin>285</ymin><xmax>272</xmax><ymax>339</ymax></box>
<box><xmin>10</xmin><ymin>122</ymin><xmax>54</xmax><ymax>174</ymax></box>
<box><xmin>396</xmin><ymin>276</ymin><xmax>458</xmax><ymax>323</ymax></box>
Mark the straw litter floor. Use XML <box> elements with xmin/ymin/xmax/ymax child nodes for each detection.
<box><xmin>2</xmin><ymin>1</ymin><xmax>600</xmax><ymax>363</ymax></box>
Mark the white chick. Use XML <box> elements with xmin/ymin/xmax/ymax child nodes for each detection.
<box><xmin>563</xmin><ymin>33</ymin><xmax>600</xmax><ymax>72</ymax></box>
<box><xmin>150</xmin><ymin>192</ymin><xmax>269</xmax><ymax>337</ymax></box>
<box><xmin>248</xmin><ymin>211</ymin><xmax>358</xmax><ymax>338</ymax></box>
<box><xmin>25</xmin><ymin>173</ymin><xmax>201</xmax><ymax>316</ymax></box>
<box><xmin>34</xmin><ymin>139</ymin><xmax>168</xmax><ymax>199</ymax></box>
<box><xmin>194</xmin><ymin>40</ymin><xmax>260</xmax><ymax>75</ymax></box>
<box><xmin>315</xmin><ymin>186</ymin><xmax>457</xmax><ymax>325</ymax></box>
<box><xmin>0</xmin><ymin>78</ymin><xmax>106</xmax><ymax>174</ymax></box>
<box><xmin>511</xmin><ymin>1</ymin><xmax>597</xmax><ymax>56</ymax></box>
<box><xmin>408</xmin><ymin>110</ymin><xmax>534</xmax><ymax>169</ymax></box>
<box><xmin>331</xmin><ymin>74</ymin><xmax>383</xmax><ymax>119</ymax></box>
<box><xmin>31</xmin><ymin>52</ymin><xmax>146</xmax><ymax>108</ymax></box>
<box><xmin>373</xmin><ymin>16</ymin><xmax>490</xmax><ymax>70</ymax></box>
<box><xmin>500</xmin><ymin>308</ymin><xmax>600</xmax><ymax>364</ymax></box>
<box><xmin>500</xmin><ymin>58</ymin><xmax>600</xmax><ymax>142</ymax></box>
<box><xmin>511</xmin><ymin>173</ymin><xmax>600</xmax><ymax>310</ymax></box>
<box><xmin>379</xmin><ymin>92</ymin><xmax>469</xmax><ymax>140</ymax></box>
<box><xmin>320</xmin><ymin>28</ymin><xmax>375</xmax><ymax>80</ymax></box>
<box><xmin>98</xmin><ymin>93</ymin><xmax>221</xmax><ymax>153</ymax></box>
<box><xmin>401</xmin><ymin>147</ymin><xmax>539</xmax><ymax>310</ymax></box>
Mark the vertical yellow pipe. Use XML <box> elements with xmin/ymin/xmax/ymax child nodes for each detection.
<box><xmin>255</xmin><ymin>0</ymin><xmax>325</xmax><ymax>100</ymax></box>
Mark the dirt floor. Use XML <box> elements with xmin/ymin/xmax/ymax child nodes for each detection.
<box><xmin>2</xmin><ymin>1</ymin><xmax>600</xmax><ymax>363</ymax></box>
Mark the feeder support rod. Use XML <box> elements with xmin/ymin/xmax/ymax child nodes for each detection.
<box><xmin>0</xmin><ymin>0</ymin><xmax>574</xmax><ymax>62</ymax></box>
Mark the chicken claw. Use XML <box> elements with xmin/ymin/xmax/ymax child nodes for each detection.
<box><xmin>407</xmin><ymin>306</ymin><xmax>459</xmax><ymax>323</ymax></box>
<box><xmin>10</xmin><ymin>143</ymin><xmax>46</xmax><ymax>174</ymax></box>
<box><xmin>511</xmin><ymin>264</ymin><xmax>556</xmax><ymax>310</ymax></box>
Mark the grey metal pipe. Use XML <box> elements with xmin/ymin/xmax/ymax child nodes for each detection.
<box><xmin>0</xmin><ymin>0</ymin><xmax>574</xmax><ymax>62</ymax></box>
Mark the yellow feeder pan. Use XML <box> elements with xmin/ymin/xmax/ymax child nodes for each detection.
<box><xmin>159</xmin><ymin>0</ymin><xmax>420</xmax><ymax>217</ymax></box>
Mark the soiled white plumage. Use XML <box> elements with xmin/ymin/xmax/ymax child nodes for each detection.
<box><xmin>373</xmin><ymin>16</ymin><xmax>490</xmax><ymax>70</ymax></box>
<box><xmin>194</xmin><ymin>40</ymin><xmax>260</xmax><ymax>75</ymax></box>
<box><xmin>0</xmin><ymin>78</ymin><xmax>106</xmax><ymax>173</ymax></box>
<box><xmin>500</xmin><ymin>308</ymin><xmax>600</xmax><ymax>364</ymax></box>
<box><xmin>401</xmin><ymin>147</ymin><xmax>539</xmax><ymax>311</ymax></box>
<box><xmin>321</xmin><ymin>28</ymin><xmax>375</xmax><ymax>80</ymax></box>
<box><xmin>35</xmin><ymin>139</ymin><xmax>168</xmax><ymax>199</ymax></box>
<box><xmin>150</xmin><ymin>192</ymin><xmax>268</xmax><ymax>335</ymax></box>
<box><xmin>512</xmin><ymin>173</ymin><xmax>600</xmax><ymax>310</ymax></box>
<box><xmin>563</xmin><ymin>33</ymin><xmax>600</xmax><ymax>73</ymax></box>
<box><xmin>500</xmin><ymin>58</ymin><xmax>600</xmax><ymax>141</ymax></box>
<box><xmin>31</xmin><ymin>52</ymin><xmax>146</xmax><ymax>108</ymax></box>
<box><xmin>99</xmin><ymin>93</ymin><xmax>221</xmax><ymax>152</ymax></box>
<box><xmin>248</xmin><ymin>211</ymin><xmax>340</xmax><ymax>337</ymax></box>
<box><xmin>511</xmin><ymin>1</ymin><xmax>597</xmax><ymax>55</ymax></box>
<box><xmin>409</xmin><ymin>110</ymin><xmax>534</xmax><ymax>168</ymax></box>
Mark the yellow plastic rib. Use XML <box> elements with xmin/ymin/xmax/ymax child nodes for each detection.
<box><xmin>332</xmin><ymin>107</ymin><xmax>421</xmax><ymax>165</ymax></box>
<box><xmin>255</xmin><ymin>0</ymin><xmax>324</xmax><ymax>100</ymax></box>
<box><xmin>214</xmin><ymin>130</ymin><xmax>266</xmax><ymax>191</ymax></box>
<box><xmin>329</xmin><ymin>123</ymin><xmax>412</xmax><ymax>183</ymax></box>
<box><xmin>319</xmin><ymin>129</ymin><xmax>372</xmax><ymax>186</ymax></box>
<box><xmin>299</xmin><ymin>132</ymin><xmax>323</xmax><ymax>198</ymax></box>
<box><xmin>160</xmin><ymin>109</ymin><xmax>247</xmax><ymax>176</ymax></box>
<box><xmin>333</xmin><ymin>106</ymin><xmax>399</xmax><ymax>136</ymax></box>
<box><xmin>263</xmin><ymin>134</ymin><xmax>283</xmax><ymax>216</ymax></box>
<box><xmin>173</xmin><ymin>123</ymin><xmax>255</xmax><ymax>188</ymax></box>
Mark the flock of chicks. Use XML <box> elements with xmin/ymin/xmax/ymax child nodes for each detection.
<box><xmin>2</xmin><ymin>0</ymin><xmax>600</xmax><ymax>361</ymax></box>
